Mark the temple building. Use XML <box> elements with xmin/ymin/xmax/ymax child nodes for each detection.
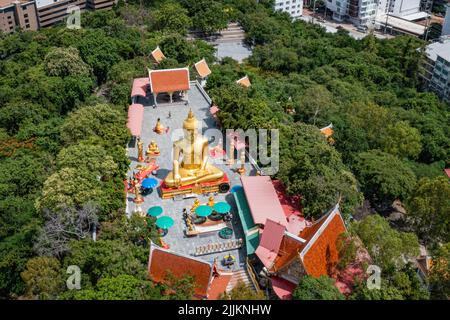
<box><xmin>150</xmin><ymin>46</ymin><xmax>166</xmax><ymax>64</ymax></box>
<box><xmin>148</xmin><ymin>242</ymin><xmax>232</xmax><ymax>300</ymax></box>
<box><xmin>193</xmin><ymin>58</ymin><xmax>212</xmax><ymax>87</ymax></box>
<box><xmin>236</xmin><ymin>75</ymin><xmax>251</xmax><ymax>87</ymax></box>
<box><xmin>320</xmin><ymin>123</ymin><xmax>335</xmax><ymax>144</ymax></box>
<box><xmin>256</xmin><ymin>204</ymin><xmax>346</xmax><ymax>299</ymax></box>
<box><xmin>148</xmin><ymin>67</ymin><xmax>190</xmax><ymax>105</ymax></box>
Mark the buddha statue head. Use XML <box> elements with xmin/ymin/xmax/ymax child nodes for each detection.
<box><xmin>183</xmin><ymin>109</ymin><xmax>198</xmax><ymax>140</ymax></box>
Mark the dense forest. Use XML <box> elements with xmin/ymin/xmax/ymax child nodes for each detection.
<box><xmin>0</xmin><ymin>0</ymin><xmax>448</xmax><ymax>300</ymax></box>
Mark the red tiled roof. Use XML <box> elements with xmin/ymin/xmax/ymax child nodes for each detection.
<box><xmin>127</xmin><ymin>104</ymin><xmax>144</xmax><ymax>136</ymax></box>
<box><xmin>236</xmin><ymin>75</ymin><xmax>251</xmax><ymax>87</ymax></box>
<box><xmin>271</xmin><ymin>276</ymin><xmax>297</xmax><ymax>300</ymax></box>
<box><xmin>131</xmin><ymin>78</ymin><xmax>149</xmax><ymax>97</ymax></box>
<box><xmin>240</xmin><ymin>176</ymin><xmax>288</xmax><ymax>227</ymax></box>
<box><xmin>148</xmin><ymin>243</ymin><xmax>212</xmax><ymax>298</ymax></box>
<box><xmin>148</xmin><ymin>68</ymin><xmax>190</xmax><ymax>94</ymax></box>
<box><xmin>255</xmin><ymin>219</ymin><xmax>286</xmax><ymax>269</ymax></box>
<box><xmin>271</xmin><ymin>204</ymin><xmax>346</xmax><ymax>278</ymax></box>
<box><xmin>272</xmin><ymin>233</ymin><xmax>305</xmax><ymax>272</ymax></box>
<box><xmin>320</xmin><ymin>124</ymin><xmax>334</xmax><ymax>138</ymax></box>
<box><xmin>207</xmin><ymin>273</ymin><xmax>232</xmax><ymax>300</ymax></box>
<box><xmin>300</xmin><ymin>206</ymin><xmax>346</xmax><ymax>278</ymax></box>
<box><xmin>272</xmin><ymin>180</ymin><xmax>302</xmax><ymax>218</ymax></box>
<box><xmin>445</xmin><ymin>169</ymin><xmax>450</xmax><ymax>179</ymax></box>
<box><xmin>194</xmin><ymin>59</ymin><xmax>212</xmax><ymax>78</ymax></box>
<box><xmin>151</xmin><ymin>46</ymin><xmax>166</xmax><ymax>63</ymax></box>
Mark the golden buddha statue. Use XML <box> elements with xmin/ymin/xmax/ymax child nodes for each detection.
<box><xmin>164</xmin><ymin>109</ymin><xmax>224</xmax><ymax>188</ymax></box>
<box><xmin>154</xmin><ymin>118</ymin><xmax>165</xmax><ymax>134</ymax></box>
<box><xmin>146</xmin><ymin>140</ymin><xmax>160</xmax><ymax>156</ymax></box>
<box><xmin>191</xmin><ymin>199</ymin><xmax>200</xmax><ymax>212</ymax></box>
<box><xmin>207</xmin><ymin>196</ymin><xmax>215</xmax><ymax>207</ymax></box>
<box><xmin>137</xmin><ymin>138</ymin><xmax>144</xmax><ymax>162</ymax></box>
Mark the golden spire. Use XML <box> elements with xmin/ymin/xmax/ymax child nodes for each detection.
<box><xmin>183</xmin><ymin>109</ymin><xmax>198</xmax><ymax>130</ymax></box>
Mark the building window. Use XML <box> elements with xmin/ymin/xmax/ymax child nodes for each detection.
<box><xmin>24</xmin><ymin>13</ymin><xmax>28</xmax><ymax>18</ymax></box>
<box><xmin>25</xmin><ymin>24</ymin><xmax>30</xmax><ymax>28</ymax></box>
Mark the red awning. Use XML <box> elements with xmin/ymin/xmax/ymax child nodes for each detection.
<box><xmin>271</xmin><ymin>276</ymin><xmax>296</xmax><ymax>300</ymax></box>
<box><xmin>131</xmin><ymin>78</ymin><xmax>149</xmax><ymax>97</ymax></box>
<box><xmin>127</xmin><ymin>104</ymin><xmax>144</xmax><ymax>136</ymax></box>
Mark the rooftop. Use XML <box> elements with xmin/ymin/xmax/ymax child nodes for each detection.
<box><xmin>236</xmin><ymin>75</ymin><xmax>251</xmax><ymax>87</ymax></box>
<box><xmin>194</xmin><ymin>59</ymin><xmax>212</xmax><ymax>79</ymax></box>
<box><xmin>148</xmin><ymin>242</ymin><xmax>232</xmax><ymax>299</ymax></box>
<box><xmin>376</xmin><ymin>15</ymin><xmax>426</xmax><ymax>36</ymax></box>
<box><xmin>150</xmin><ymin>46</ymin><xmax>166</xmax><ymax>64</ymax></box>
<box><xmin>425</xmin><ymin>38</ymin><xmax>450</xmax><ymax>62</ymax></box>
<box><xmin>148</xmin><ymin>68</ymin><xmax>190</xmax><ymax>94</ymax></box>
<box><xmin>240</xmin><ymin>176</ymin><xmax>287</xmax><ymax>227</ymax></box>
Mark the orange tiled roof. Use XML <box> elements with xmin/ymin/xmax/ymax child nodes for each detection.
<box><xmin>207</xmin><ymin>273</ymin><xmax>232</xmax><ymax>300</ymax></box>
<box><xmin>300</xmin><ymin>206</ymin><xmax>346</xmax><ymax>277</ymax></box>
<box><xmin>151</xmin><ymin>46</ymin><xmax>166</xmax><ymax>64</ymax></box>
<box><xmin>272</xmin><ymin>233</ymin><xmax>305</xmax><ymax>272</ymax></box>
<box><xmin>194</xmin><ymin>59</ymin><xmax>212</xmax><ymax>78</ymax></box>
<box><xmin>148</xmin><ymin>68</ymin><xmax>190</xmax><ymax>94</ymax></box>
<box><xmin>272</xmin><ymin>204</ymin><xmax>346</xmax><ymax>278</ymax></box>
<box><xmin>320</xmin><ymin>124</ymin><xmax>334</xmax><ymax>138</ymax></box>
<box><xmin>236</xmin><ymin>75</ymin><xmax>251</xmax><ymax>87</ymax></box>
<box><xmin>148</xmin><ymin>243</ymin><xmax>212</xmax><ymax>298</ymax></box>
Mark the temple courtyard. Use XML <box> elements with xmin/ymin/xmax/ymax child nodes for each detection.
<box><xmin>126</xmin><ymin>82</ymin><xmax>256</xmax><ymax>270</ymax></box>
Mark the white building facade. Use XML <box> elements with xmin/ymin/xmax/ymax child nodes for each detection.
<box><xmin>274</xmin><ymin>0</ymin><xmax>303</xmax><ymax>19</ymax></box>
<box><xmin>325</xmin><ymin>0</ymin><xmax>426</xmax><ymax>27</ymax></box>
<box><xmin>422</xmin><ymin>37</ymin><xmax>450</xmax><ymax>102</ymax></box>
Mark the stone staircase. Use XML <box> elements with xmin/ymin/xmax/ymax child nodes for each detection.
<box><xmin>226</xmin><ymin>268</ymin><xmax>256</xmax><ymax>293</ymax></box>
<box><xmin>187</xmin><ymin>22</ymin><xmax>246</xmax><ymax>44</ymax></box>
<box><xmin>216</xmin><ymin>22</ymin><xmax>246</xmax><ymax>44</ymax></box>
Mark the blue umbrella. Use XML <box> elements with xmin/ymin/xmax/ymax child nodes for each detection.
<box><xmin>142</xmin><ymin>177</ymin><xmax>158</xmax><ymax>189</ymax></box>
<box><xmin>156</xmin><ymin>216</ymin><xmax>174</xmax><ymax>229</ymax></box>
<box><xmin>214</xmin><ymin>202</ymin><xmax>231</xmax><ymax>214</ymax></box>
<box><xmin>231</xmin><ymin>185</ymin><xmax>243</xmax><ymax>193</ymax></box>
<box><xmin>147</xmin><ymin>206</ymin><xmax>163</xmax><ymax>217</ymax></box>
<box><xmin>195</xmin><ymin>205</ymin><xmax>213</xmax><ymax>217</ymax></box>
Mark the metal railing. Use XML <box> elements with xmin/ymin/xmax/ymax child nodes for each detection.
<box><xmin>246</xmin><ymin>257</ymin><xmax>263</xmax><ymax>295</ymax></box>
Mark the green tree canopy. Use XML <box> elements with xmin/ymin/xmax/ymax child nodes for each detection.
<box><xmin>20</xmin><ymin>256</ymin><xmax>64</xmax><ymax>299</ymax></box>
<box><xmin>44</xmin><ymin>47</ymin><xmax>92</xmax><ymax>78</ymax></box>
<box><xmin>406</xmin><ymin>176</ymin><xmax>450</xmax><ymax>245</ymax></box>
<box><xmin>60</xmin><ymin>104</ymin><xmax>129</xmax><ymax>147</ymax></box>
<box><xmin>350</xmin><ymin>214</ymin><xmax>420</xmax><ymax>272</ymax></box>
<box><xmin>292</xmin><ymin>275</ymin><xmax>345</xmax><ymax>300</ymax></box>
<box><xmin>353</xmin><ymin>150</ymin><xmax>416</xmax><ymax>209</ymax></box>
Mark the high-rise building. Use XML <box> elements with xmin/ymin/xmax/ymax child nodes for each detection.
<box><xmin>421</xmin><ymin>37</ymin><xmax>450</xmax><ymax>101</ymax></box>
<box><xmin>442</xmin><ymin>2</ymin><xmax>450</xmax><ymax>36</ymax></box>
<box><xmin>325</xmin><ymin>0</ymin><xmax>427</xmax><ymax>27</ymax></box>
<box><xmin>274</xmin><ymin>0</ymin><xmax>303</xmax><ymax>19</ymax></box>
<box><xmin>0</xmin><ymin>0</ymin><xmax>39</xmax><ymax>33</ymax></box>
<box><xmin>0</xmin><ymin>0</ymin><xmax>116</xmax><ymax>33</ymax></box>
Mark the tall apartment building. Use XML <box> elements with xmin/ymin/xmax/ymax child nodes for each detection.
<box><xmin>0</xmin><ymin>0</ymin><xmax>115</xmax><ymax>33</ymax></box>
<box><xmin>326</xmin><ymin>0</ymin><xmax>377</xmax><ymax>25</ymax></box>
<box><xmin>0</xmin><ymin>0</ymin><xmax>39</xmax><ymax>33</ymax></box>
<box><xmin>325</xmin><ymin>0</ymin><xmax>427</xmax><ymax>27</ymax></box>
<box><xmin>274</xmin><ymin>0</ymin><xmax>303</xmax><ymax>19</ymax></box>
<box><xmin>442</xmin><ymin>2</ymin><xmax>450</xmax><ymax>36</ymax></box>
<box><xmin>421</xmin><ymin>37</ymin><xmax>450</xmax><ymax>102</ymax></box>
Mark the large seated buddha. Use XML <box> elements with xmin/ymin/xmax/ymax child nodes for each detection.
<box><xmin>164</xmin><ymin>109</ymin><xmax>224</xmax><ymax>188</ymax></box>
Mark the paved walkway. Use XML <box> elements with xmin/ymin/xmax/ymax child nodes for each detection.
<box><xmin>126</xmin><ymin>83</ymin><xmax>255</xmax><ymax>270</ymax></box>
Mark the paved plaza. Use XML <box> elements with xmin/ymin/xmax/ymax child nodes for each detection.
<box><xmin>126</xmin><ymin>83</ymin><xmax>256</xmax><ymax>270</ymax></box>
<box><xmin>215</xmin><ymin>42</ymin><xmax>252</xmax><ymax>63</ymax></box>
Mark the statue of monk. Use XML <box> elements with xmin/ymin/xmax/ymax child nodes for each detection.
<box><xmin>154</xmin><ymin>118</ymin><xmax>165</xmax><ymax>134</ymax></box>
<box><xmin>164</xmin><ymin>109</ymin><xmax>224</xmax><ymax>187</ymax></box>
